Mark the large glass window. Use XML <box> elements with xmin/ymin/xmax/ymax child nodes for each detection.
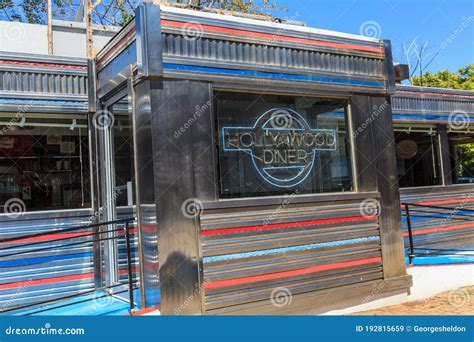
<box><xmin>0</xmin><ymin>115</ymin><xmax>91</xmax><ymax>212</ymax></box>
<box><xmin>395</xmin><ymin>128</ymin><xmax>441</xmax><ymax>187</ymax></box>
<box><xmin>216</xmin><ymin>92</ymin><xmax>353</xmax><ymax>198</ymax></box>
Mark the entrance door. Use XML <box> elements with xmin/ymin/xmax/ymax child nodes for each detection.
<box><xmin>96</xmin><ymin>94</ymin><xmax>135</xmax><ymax>290</ymax></box>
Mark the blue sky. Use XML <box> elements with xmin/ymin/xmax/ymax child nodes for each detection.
<box><xmin>274</xmin><ymin>0</ymin><xmax>474</xmax><ymax>73</ymax></box>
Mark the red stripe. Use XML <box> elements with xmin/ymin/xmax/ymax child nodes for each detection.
<box><xmin>0</xmin><ymin>60</ymin><xmax>87</xmax><ymax>70</ymax></box>
<box><xmin>0</xmin><ymin>232</ymin><xmax>91</xmax><ymax>245</ymax></box>
<box><xmin>205</xmin><ymin>256</ymin><xmax>382</xmax><ymax>289</ymax></box>
<box><xmin>118</xmin><ymin>267</ymin><xmax>139</xmax><ymax>275</ymax></box>
<box><xmin>397</xmin><ymin>90</ymin><xmax>474</xmax><ymax>99</ymax></box>
<box><xmin>404</xmin><ymin>222</ymin><xmax>474</xmax><ymax>237</ymax></box>
<box><xmin>414</xmin><ymin>198</ymin><xmax>474</xmax><ymax>206</ymax></box>
<box><xmin>96</xmin><ymin>27</ymin><xmax>137</xmax><ymax>69</ymax></box>
<box><xmin>201</xmin><ymin>215</ymin><xmax>378</xmax><ymax>236</ymax></box>
<box><xmin>161</xmin><ymin>19</ymin><xmax>384</xmax><ymax>54</ymax></box>
<box><xmin>129</xmin><ymin>306</ymin><xmax>160</xmax><ymax>316</ymax></box>
<box><xmin>0</xmin><ymin>273</ymin><xmax>93</xmax><ymax>290</ymax></box>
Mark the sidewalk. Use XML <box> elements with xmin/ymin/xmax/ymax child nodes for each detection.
<box><xmin>357</xmin><ymin>286</ymin><xmax>473</xmax><ymax>315</ymax></box>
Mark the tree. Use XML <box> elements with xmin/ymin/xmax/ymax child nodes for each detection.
<box><xmin>0</xmin><ymin>0</ymin><xmax>287</xmax><ymax>26</ymax></box>
<box><xmin>411</xmin><ymin>64</ymin><xmax>474</xmax><ymax>90</ymax></box>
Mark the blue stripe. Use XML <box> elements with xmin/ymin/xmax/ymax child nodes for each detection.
<box><xmin>393</xmin><ymin>114</ymin><xmax>474</xmax><ymax>121</ymax></box>
<box><xmin>0</xmin><ymin>252</ymin><xmax>93</xmax><ymax>268</ymax></box>
<box><xmin>0</xmin><ymin>98</ymin><xmax>85</xmax><ymax>105</ymax></box>
<box><xmin>407</xmin><ymin>255</ymin><xmax>474</xmax><ymax>266</ymax></box>
<box><xmin>0</xmin><ymin>246</ymin><xmax>138</xmax><ymax>268</ymax></box>
<box><xmin>204</xmin><ymin>236</ymin><xmax>380</xmax><ymax>263</ymax></box>
<box><xmin>163</xmin><ymin>63</ymin><xmax>385</xmax><ymax>88</ymax></box>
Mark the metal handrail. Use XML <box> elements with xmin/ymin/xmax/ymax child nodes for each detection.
<box><xmin>0</xmin><ymin>217</ymin><xmax>137</xmax><ymax>315</ymax></box>
<box><xmin>402</xmin><ymin>202</ymin><xmax>474</xmax><ymax>265</ymax></box>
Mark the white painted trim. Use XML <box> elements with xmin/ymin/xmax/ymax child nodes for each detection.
<box><xmin>160</xmin><ymin>5</ymin><xmax>382</xmax><ymax>43</ymax></box>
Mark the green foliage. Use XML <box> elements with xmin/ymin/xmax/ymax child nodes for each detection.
<box><xmin>173</xmin><ymin>0</ymin><xmax>287</xmax><ymax>16</ymax></box>
<box><xmin>0</xmin><ymin>0</ymin><xmax>287</xmax><ymax>26</ymax></box>
<box><xmin>412</xmin><ymin>64</ymin><xmax>474</xmax><ymax>90</ymax></box>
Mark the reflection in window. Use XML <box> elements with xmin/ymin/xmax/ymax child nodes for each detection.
<box><xmin>216</xmin><ymin>92</ymin><xmax>353</xmax><ymax>198</ymax></box>
<box><xmin>111</xmin><ymin>98</ymin><xmax>135</xmax><ymax>207</ymax></box>
<box><xmin>0</xmin><ymin>116</ymin><xmax>91</xmax><ymax>212</ymax></box>
<box><xmin>449</xmin><ymin>133</ymin><xmax>474</xmax><ymax>184</ymax></box>
<box><xmin>395</xmin><ymin>129</ymin><xmax>441</xmax><ymax>187</ymax></box>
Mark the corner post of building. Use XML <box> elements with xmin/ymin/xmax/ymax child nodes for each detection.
<box><xmin>130</xmin><ymin>2</ymin><xmax>164</xmax><ymax>309</ymax></box>
<box><xmin>87</xmin><ymin>57</ymin><xmax>103</xmax><ymax>289</ymax></box>
<box><xmin>375</xmin><ymin>40</ymin><xmax>409</xmax><ymax>280</ymax></box>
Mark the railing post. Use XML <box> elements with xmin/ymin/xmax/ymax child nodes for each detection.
<box><xmin>404</xmin><ymin>203</ymin><xmax>415</xmax><ymax>265</ymax></box>
<box><xmin>124</xmin><ymin>220</ymin><xmax>135</xmax><ymax>313</ymax></box>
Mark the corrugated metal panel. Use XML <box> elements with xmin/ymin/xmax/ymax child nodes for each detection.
<box><xmin>401</xmin><ymin>186</ymin><xmax>474</xmax><ymax>252</ymax></box>
<box><xmin>392</xmin><ymin>86</ymin><xmax>474</xmax><ymax>122</ymax></box>
<box><xmin>0</xmin><ymin>208</ymin><xmax>141</xmax><ymax>310</ymax></box>
<box><xmin>0</xmin><ymin>210</ymin><xmax>94</xmax><ymax>309</ymax></box>
<box><xmin>0</xmin><ymin>53</ymin><xmax>88</xmax><ymax>114</ymax></box>
<box><xmin>162</xmin><ymin>33</ymin><xmax>386</xmax><ymax>79</ymax></box>
<box><xmin>392</xmin><ymin>96</ymin><xmax>474</xmax><ymax>115</ymax></box>
<box><xmin>199</xmin><ymin>199</ymin><xmax>383</xmax><ymax>312</ymax></box>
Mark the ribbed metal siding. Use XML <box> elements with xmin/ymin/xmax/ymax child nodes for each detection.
<box><xmin>0</xmin><ymin>70</ymin><xmax>87</xmax><ymax>96</ymax></box>
<box><xmin>200</xmin><ymin>199</ymin><xmax>383</xmax><ymax>312</ymax></box>
<box><xmin>401</xmin><ymin>187</ymin><xmax>474</xmax><ymax>251</ymax></box>
<box><xmin>0</xmin><ymin>208</ymin><xmax>141</xmax><ymax>310</ymax></box>
<box><xmin>116</xmin><ymin>208</ymin><xmax>140</xmax><ymax>286</ymax></box>
<box><xmin>0</xmin><ymin>211</ymin><xmax>94</xmax><ymax>309</ymax></box>
<box><xmin>163</xmin><ymin>33</ymin><xmax>385</xmax><ymax>78</ymax></box>
<box><xmin>392</xmin><ymin>96</ymin><xmax>474</xmax><ymax>115</ymax></box>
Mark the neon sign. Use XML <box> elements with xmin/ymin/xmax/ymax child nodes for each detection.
<box><xmin>222</xmin><ymin>108</ymin><xmax>337</xmax><ymax>188</ymax></box>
